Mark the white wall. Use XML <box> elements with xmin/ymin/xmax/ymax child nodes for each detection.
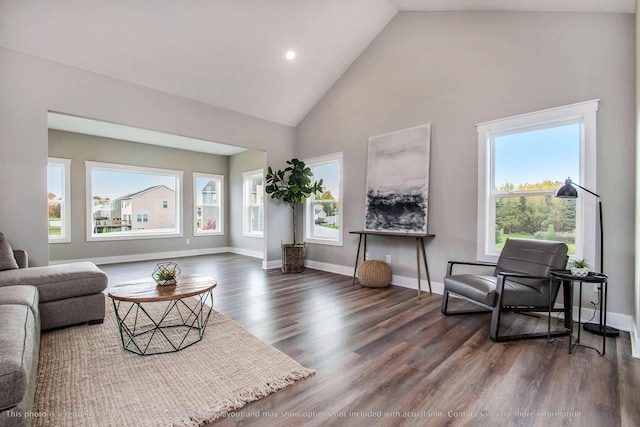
<box><xmin>0</xmin><ymin>47</ymin><xmax>294</xmax><ymax>267</ymax></box>
<box><xmin>229</xmin><ymin>149</ymin><xmax>266</xmax><ymax>256</ymax></box>
<box><xmin>297</xmin><ymin>12</ymin><xmax>636</xmax><ymax>321</ymax></box>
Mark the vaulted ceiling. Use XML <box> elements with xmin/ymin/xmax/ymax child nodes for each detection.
<box><xmin>0</xmin><ymin>0</ymin><xmax>635</xmax><ymax>128</ymax></box>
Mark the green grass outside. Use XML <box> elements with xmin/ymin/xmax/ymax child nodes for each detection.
<box><xmin>48</xmin><ymin>217</ymin><xmax>61</xmax><ymax>236</ymax></box>
<box><xmin>496</xmin><ymin>233</ymin><xmax>575</xmax><ymax>255</ymax></box>
<box><xmin>318</xmin><ymin>224</ymin><xmax>339</xmax><ymax>230</ymax></box>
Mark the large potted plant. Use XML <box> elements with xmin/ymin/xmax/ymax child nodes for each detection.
<box><xmin>265</xmin><ymin>158</ymin><xmax>323</xmax><ymax>273</ymax></box>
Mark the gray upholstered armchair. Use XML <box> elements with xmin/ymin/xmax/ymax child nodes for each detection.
<box><xmin>441</xmin><ymin>238</ymin><xmax>570</xmax><ymax>342</ymax></box>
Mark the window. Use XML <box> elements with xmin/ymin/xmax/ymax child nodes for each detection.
<box><xmin>194</xmin><ymin>173</ymin><xmax>224</xmax><ymax>235</ymax></box>
<box><xmin>162</xmin><ymin>201</ymin><xmax>168</xmax><ymax>209</ymax></box>
<box><xmin>305</xmin><ymin>153</ymin><xmax>343</xmax><ymax>246</ymax></box>
<box><xmin>243</xmin><ymin>169</ymin><xmax>264</xmax><ymax>237</ymax></box>
<box><xmin>477</xmin><ymin>100</ymin><xmax>598</xmax><ymax>264</ymax></box>
<box><xmin>47</xmin><ymin>158</ymin><xmax>71</xmax><ymax>243</ymax></box>
<box><xmin>86</xmin><ymin>161</ymin><xmax>182</xmax><ymax>241</ymax></box>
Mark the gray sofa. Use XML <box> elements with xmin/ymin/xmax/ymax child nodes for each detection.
<box><xmin>1</xmin><ymin>250</ymin><xmax>108</xmax><ymax>330</ymax></box>
<box><xmin>0</xmin><ymin>286</ymin><xmax>40</xmax><ymax>427</ymax></box>
<box><xmin>0</xmin><ymin>233</ymin><xmax>108</xmax><ymax>426</ymax></box>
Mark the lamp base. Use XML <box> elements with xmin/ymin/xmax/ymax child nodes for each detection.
<box><xmin>583</xmin><ymin>323</ymin><xmax>620</xmax><ymax>337</ymax></box>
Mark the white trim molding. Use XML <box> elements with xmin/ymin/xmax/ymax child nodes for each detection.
<box><xmin>47</xmin><ymin>157</ymin><xmax>72</xmax><ymax>244</ymax></box>
<box><xmin>51</xmin><ymin>246</ymin><xmax>264</xmax><ymax>267</ymax></box>
<box><xmin>476</xmin><ymin>99</ymin><xmax>599</xmax><ymax>263</ymax></box>
<box><xmin>85</xmin><ymin>161</ymin><xmax>183</xmax><ymax>242</ymax></box>
<box><xmin>49</xmin><ymin>247</ymin><xmax>231</xmax><ymax>266</ymax></box>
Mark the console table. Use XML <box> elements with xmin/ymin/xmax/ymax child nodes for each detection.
<box><xmin>349</xmin><ymin>230</ymin><xmax>435</xmax><ymax>299</ymax></box>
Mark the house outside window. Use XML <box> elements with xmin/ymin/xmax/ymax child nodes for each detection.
<box><xmin>476</xmin><ymin>100</ymin><xmax>598</xmax><ymax>265</ymax></box>
<box><xmin>243</xmin><ymin>169</ymin><xmax>264</xmax><ymax>237</ymax></box>
<box><xmin>305</xmin><ymin>153</ymin><xmax>343</xmax><ymax>246</ymax></box>
<box><xmin>47</xmin><ymin>157</ymin><xmax>71</xmax><ymax>243</ymax></box>
<box><xmin>194</xmin><ymin>173</ymin><xmax>224</xmax><ymax>235</ymax></box>
<box><xmin>86</xmin><ymin>161</ymin><xmax>182</xmax><ymax>241</ymax></box>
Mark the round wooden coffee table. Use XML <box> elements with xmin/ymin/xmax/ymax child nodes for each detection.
<box><xmin>108</xmin><ymin>274</ymin><xmax>216</xmax><ymax>356</ymax></box>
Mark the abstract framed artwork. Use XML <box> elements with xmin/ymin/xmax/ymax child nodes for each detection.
<box><xmin>364</xmin><ymin>124</ymin><xmax>431</xmax><ymax>234</ymax></box>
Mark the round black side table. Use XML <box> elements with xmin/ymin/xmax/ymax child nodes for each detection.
<box><xmin>550</xmin><ymin>270</ymin><xmax>613</xmax><ymax>356</ymax></box>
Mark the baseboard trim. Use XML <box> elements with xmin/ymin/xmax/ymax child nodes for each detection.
<box><xmin>50</xmin><ymin>246</ymin><xmax>266</xmax><ymax>266</ymax></box>
<box><xmin>631</xmin><ymin>322</ymin><xmax>640</xmax><ymax>359</ymax></box>
<box><xmin>390</xmin><ymin>274</ymin><xmax>446</xmax><ymax>296</ymax></box>
<box><xmin>263</xmin><ymin>259</ymin><xmax>282</xmax><ymax>270</ymax></box>
<box><xmin>570</xmin><ymin>306</ymin><xmax>633</xmax><ymax>334</ymax></box>
<box><xmin>305</xmin><ymin>260</ymin><xmax>352</xmax><ymax>276</ymax></box>
<box><xmin>304</xmin><ymin>259</ymin><xmax>445</xmax><ymax>295</ymax></box>
<box><xmin>228</xmin><ymin>247</ymin><xmax>263</xmax><ymax>259</ymax></box>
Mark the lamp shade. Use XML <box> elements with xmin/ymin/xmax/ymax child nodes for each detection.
<box><xmin>555</xmin><ymin>178</ymin><xmax>578</xmax><ymax>198</ymax></box>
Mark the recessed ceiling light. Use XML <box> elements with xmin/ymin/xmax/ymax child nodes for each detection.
<box><xmin>285</xmin><ymin>50</ymin><xmax>296</xmax><ymax>60</ymax></box>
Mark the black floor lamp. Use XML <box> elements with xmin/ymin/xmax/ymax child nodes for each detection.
<box><xmin>555</xmin><ymin>177</ymin><xmax>619</xmax><ymax>337</ymax></box>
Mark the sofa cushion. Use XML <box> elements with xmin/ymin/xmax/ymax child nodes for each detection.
<box><xmin>444</xmin><ymin>274</ymin><xmax>550</xmax><ymax>308</ymax></box>
<box><xmin>0</xmin><ymin>262</ymin><xmax>107</xmax><ymax>303</ymax></box>
<box><xmin>0</xmin><ymin>233</ymin><xmax>19</xmax><ymax>271</ymax></box>
<box><xmin>0</xmin><ymin>305</ymin><xmax>36</xmax><ymax>411</ymax></box>
<box><xmin>0</xmin><ymin>286</ymin><xmax>39</xmax><ymax>318</ymax></box>
<box><xmin>444</xmin><ymin>274</ymin><xmax>497</xmax><ymax>307</ymax></box>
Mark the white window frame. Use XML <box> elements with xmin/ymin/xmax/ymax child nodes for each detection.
<box><xmin>193</xmin><ymin>172</ymin><xmax>224</xmax><ymax>236</ymax></box>
<box><xmin>304</xmin><ymin>152</ymin><xmax>344</xmax><ymax>246</ymax></box>
<box><xmin>243</xmin><ymin>169</ymin><xmax>264</xmax><ymax>238</ymax></box>
<box><xmin>85</xmin><ymin>161</ymin><xmax>183</xmax><ymax>241</ymax></box>
<box><xmin>477</xmin><ymin>99</ymin><xmax>598</xmax><ymax>264</ymax></box>
<box><xmin>47</xmin><ymin>157</ymin><xmax>71</xmax><ymax>243</ymax></box>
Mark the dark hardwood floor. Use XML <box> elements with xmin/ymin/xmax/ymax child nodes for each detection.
<box><xmin>99</xmin><ymin>253</ymin><xmax>640</xmax><ymax>427</ymax></box>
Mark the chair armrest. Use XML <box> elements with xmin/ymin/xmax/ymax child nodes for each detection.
<box><xmin>446</xmin><ymin>260</ymin><xmax>497</xmax><ymax>276</ymax></box>
<box><xmin>12</xmin><ymin>249</ymin><xmax>28</xmax><ymax>268</ymax></box>
<box><xmin>497</xmin><ymin>271</ymin><xmax>549</xmax><ymax>281</ymax></box>
<box><xmin>495</xmin><ymin>271</ymin><xmax>551</xmax><ymax>295</ymax></box>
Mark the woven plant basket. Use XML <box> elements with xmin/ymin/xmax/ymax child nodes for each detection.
<box><xmin>282</xmin><ymin>244</ymin><xmax>306</xmax><ymax>273</ymax></box>
<box><xmin>357</xmin><ymin>260</ymin><xmax>392</xmax><ymax>288</ymax></box>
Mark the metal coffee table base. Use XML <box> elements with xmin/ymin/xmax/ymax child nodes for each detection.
<box><xmin>112</xmin><ymin>290</ymin><xmax>213</xmax><ymax>356</ymax></box>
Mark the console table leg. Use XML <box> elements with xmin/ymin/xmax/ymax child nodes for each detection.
<box><xmin>352</xmin><ymin>234</ymin><xmax>364</xmax><ymax>285</ymax></box>
<box><xmin>416</xmin><ymin>238</ymin><xmax>421</xmax><ymax>299</ymax></box>
<box><xmin>419</xmin><ymin>237</ymin><xmax>432</xmax><ymax>294</ymax></box>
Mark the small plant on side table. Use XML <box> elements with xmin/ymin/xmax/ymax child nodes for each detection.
<box><xmin>570</xmin><ymin>259</ymin><xmax>591</xmax><ymax>278</ymax></box>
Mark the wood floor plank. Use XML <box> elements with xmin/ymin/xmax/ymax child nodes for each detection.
<box><xmin>98</xmin><ymin>253</ymin><xmax>640</xmax><ymax>427</ymax></box>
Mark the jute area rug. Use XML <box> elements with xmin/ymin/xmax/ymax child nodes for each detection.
<box><xmin>32</xmin><ymin>298</ymin><xmax>314</xmax><ymax>427</ymax></box>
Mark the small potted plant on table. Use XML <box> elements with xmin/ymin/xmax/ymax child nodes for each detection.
<box><xmin>570</xmin><ymin>259</ymin><xmax>591</xmax><ymax>278</ymax></box>
<box><xmin>265</xmin><ymin>158</ymin><xmax>323</xmax><ymax>273</ymax></box>
<box><xmin>152</xmin><ymin>262</ymin><xmax>181</xmax><ymax>286</ymax></box>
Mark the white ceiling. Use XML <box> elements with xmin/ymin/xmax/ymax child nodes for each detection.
<box><xmin>1</xmin><ymin>0</ymin><xmax>635</xmax><ymax>154</ymax></box>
